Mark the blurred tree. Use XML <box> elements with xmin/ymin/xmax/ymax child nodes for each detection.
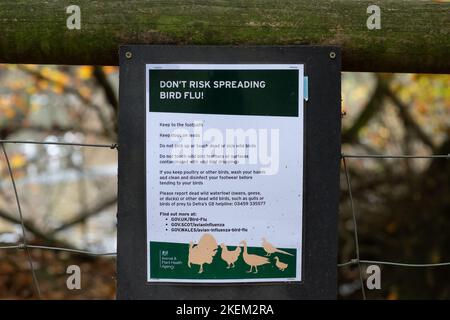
<box><xmin>340</xmin><ymin>73</ymin><xmax>450</xmax><ymax>299</ymax></box>
<box><xmin>0</xmin><ymin>64</ymin><xmax>118</xmax><ymax>299</ymax></box>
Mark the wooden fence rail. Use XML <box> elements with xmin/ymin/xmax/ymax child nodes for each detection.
<box><xmin>0</xmin><ymin>1</ymin><xmax>449</xmax><ymax>73</ymax></box>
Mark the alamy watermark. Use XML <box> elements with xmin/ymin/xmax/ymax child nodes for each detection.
<box><xmin>66</xmin><ymin>265</ymin><xmax>81</xmax><ymax>290</ymax></box>
<box><xmin>366</xmin><ymin>264</ymin><xmax>381</xmax><ymax>290</ymax></box>
<box><xmin>166</xmin><ymin>121</ymin><xmax>280</xmax><ymax>175</ymax></box>
<box><xmin>367</xmin><ymin>5</ymin><xmax>381</xmax><ymax>30</ymax></box>
<box><xmin>66</xmin><ymin>5</ymin><xmax>81</xmax><ymax>30</ymax></box>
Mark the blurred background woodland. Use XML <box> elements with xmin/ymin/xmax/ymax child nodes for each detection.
<box><xmin>0</xmin><ymin>65</ymin><xmax>449</xmax><ymax>299</ymax></box>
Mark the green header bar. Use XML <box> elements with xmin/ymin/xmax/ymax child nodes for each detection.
<box><xmin>149</xmin><ymin>69</ymin><xmax>299</xmax><ymax>117</ymax></box>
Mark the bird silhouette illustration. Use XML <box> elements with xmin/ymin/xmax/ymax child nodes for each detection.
<box><xmin>274</xmin><ymin>256</ymin><xmax>288</xmax><ymax>271</ymax></box>
<box><xmin>220</xmin><ymin>243</ymin><xmax>241</xmax><ymax>269</ymax></box>
<box><xmin>240</xmin><ymin>240</ymin><xmax>270</xmax><ymax>274</ymax></box>
<box><xmin>262</xmin><ymin>238</ymin><xmax>294</xmax><ymax>256</ymax></box>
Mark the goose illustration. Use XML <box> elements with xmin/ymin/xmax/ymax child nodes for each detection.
<box><xmin>239</xmin><ymin>240</ymin><xmax>270</xmax><ymax>274</ymax></box>
<box><xmin>262</xmin><ymin>238</ymin><xmax>293</xmax><ymax>256</ymax></box>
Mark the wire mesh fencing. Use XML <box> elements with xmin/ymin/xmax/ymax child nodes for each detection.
<box><xmin>0</xmin><ymin>140</ymin><xmax>118</xmax><ymax>299</ymax></box>
<box><xmin>340</xmin><ymin>152</ymin><xmax>450</xmax><ymax>300</ymax></box>
<box><xmin>0</xmin><ymin>139</ymin><xmax>449</xmax><ymax>299</ymax></box>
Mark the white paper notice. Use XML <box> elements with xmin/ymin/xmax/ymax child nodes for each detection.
<box><xmin>146</xmin><ymin>64</ymin><xmax>304</xmax><ymax>283</ymax></box>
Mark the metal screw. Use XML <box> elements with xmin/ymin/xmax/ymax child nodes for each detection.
<box><xmin>125</xmin><ymin>51</ymin><xmax>132</xmax><ymax>59</ymax></box>
<box><xmin>329</xmin><ymin>51</ymin><xmax>336</xmax><ymax>59</ymax></box>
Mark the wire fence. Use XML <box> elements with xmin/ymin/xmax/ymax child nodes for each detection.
<box><xmin>341</xmin><ymin>152</ymin><xmax>450</xmax><ymax>300</ymax></box>
<box><xmin>0</xmin><ymin>139</ymin><xmax>449</xmax><ymax>299</ymax></box>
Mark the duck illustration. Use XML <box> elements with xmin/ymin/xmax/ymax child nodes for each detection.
<box><xmin>240</xmin><ymin>240</ymin><xmax>270</xmax><ymax>274</ymax></box>
<box><xmin>188</xmin><ymin>233</ymin><xmax>218</xmax><ymax>273</ymax></box>
<box><xmin>274</xmin><ymin>256</ymin><xmax>288</xmax><ymax>271</ymax></box>
<box><xmin>262</xmin><ymin>238</ymin><xmax>293</xmax><ymax>256</ymax></box>
<box><xmin>220</xmin><ymin>243</ymin><xmax>241</xmax><ymax>269</ymax></box>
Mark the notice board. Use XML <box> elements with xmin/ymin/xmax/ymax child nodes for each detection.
<box><xmin>118</xmin><ymin>46</ymin><xmax>340</xmax><ymax>299</ymax></box>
